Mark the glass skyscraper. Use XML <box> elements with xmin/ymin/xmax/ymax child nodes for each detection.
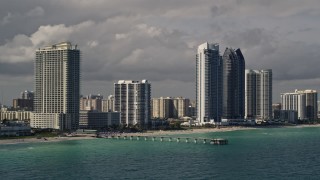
<box><xmin>222</xmin><ymin>48</ymin><xmax>245</xmax><ymax>119</ymax></box>
<box><xmin>196</xmin><ymin>42</ymin><xmax>222</xmax><ymax>123</ymax></box>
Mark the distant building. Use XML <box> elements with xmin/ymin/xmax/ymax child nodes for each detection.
<box><xmin>80</xmin><ymin>94</ymin><xmax>103</xmax><ymax>112</ymax></box>
<box><xmin>0</xmin><ymin>121</ymin><xmax>31</xmax><ymax>137</ymax></box>
<box><xmin>281</xmin><ymin>89</ymin><xmax>318</xmax><ymax>120</ymax></box>
<box><xmin>79</xmin><ymin>110</ymin><xmax>120</xmax><ymax>129</ymax></box>
<box><xmin>12</xmin><ymin>90</ymin><xmax>34</xmax><ymax>111</ymax></box>
<box><xmin>152</xmin><ymin>97</ymin><xmax>190</xmax><ymax>119</ymax></box>
<box><xmin>151</xmin><ymin>97</ymin><xmax>172</xmax><ymax>119</ymax></box>
<box><xmin>0</xmin><ymin>109</ymin><xmax>31</xmax><ymax>121</ymax></box>
<box><xmin>114</xmin><ymin>80</ymin><xmax>151</xmax><ymax>126</ymax></box>
<box><xmin>172</xmin><ymin>97</ymin><xmax>190</xmax><ymax>118</ymax></box>
<box><xmin>21</xmin><ymin>90</ymin><xmax>34</xmax><ymax>100</ymax></box>
<box><xmin>102</xmin><ymin>95</ymin><xmax>115</xmax><ymax>112</ymax></box>
<box><xmin>245</xmin><ymin>69</ymin><xmax>272</xmax><ymax>120</ymax></box>
<box><xmin>13</xmin><ymin>99</ymin><xmax>33</xmax><ymax>111</ymax></box>
<box><xmin>31</xmin><ymin>42</ymin><xmax>80</xmax><ymax>130</ymax></box>
<box><xmin>187</xmin><ymin>100</ymin><xmax>196</xmax><ymax>117</ymax></box>
<box><xmin>318</xmin><ymin>101</ymin><xmax>320</xmax><ymax>118</ymax></box>
<box><xmin>279</xmin><ymin>110</ymin><xmax>298</xmax><ymax>124</ymax></box>
<box><xmin>272</xmin><ymin>103</ymin><xmax>281</xmax><ymax>119</ymax></box>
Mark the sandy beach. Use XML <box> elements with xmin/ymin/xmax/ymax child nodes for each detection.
<box><xmin>0</xmin><ymin>135</ymin><xmax>96</xmax><ymax>145</ymax></box>
<box><xmin>1</xmin><ymin>124</ymin><xmax>320</xmax><ymax>145</ymax></box>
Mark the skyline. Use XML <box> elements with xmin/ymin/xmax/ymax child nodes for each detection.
<box><xmin>1</xmin><ymin>0</ymin><xmax>320</xmax><ymax>105</ymax></box>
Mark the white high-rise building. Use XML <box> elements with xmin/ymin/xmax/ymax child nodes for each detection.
<box><xmin>151</xmin><ymin>97</ymin><xmax>172</xmax><ymax>119</ymax></box>
<box><xmin>102</xmin><ymin>95</ymin><xmax>115</xmax><ymax>112</ymax></box>
<box><xmin>245</xmin><ymin>69</ymin><xmax>272</xmax><ymax>120</ymax></box>
<box><xmin>281</xmin><ymin>89</ymin><xmax>317</xmax><ymax>120</ymax></box>
<box><xmin>114</xmin><ymin>80</ymin><xmax>151</xmax><ymax>126</ymax></box>
<box><xmin>173</xmin><ymin>97</ymin><xmax>190</xmax><ymax>118</ymax></box>
<box><xmin>31</xmin><ymin>42</ymin><xmax>80</xmax><ymax>130</ymax></box>
<box><xmin>196</xmin><ymin>42</ymin><xmax>222</xmax><ymax>124</ymax></box>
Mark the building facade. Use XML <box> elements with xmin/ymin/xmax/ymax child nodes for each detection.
<box><xmin>151</xmin><ymin>97</ymin><xmax>172</xmax><ymax>119</ymax></box>
<box><xmin>245</xmin><ymin>69</ymin><xmax>272</xmax><ymax>120</ymax></box>
<box><xmin>102</xmin><ymin>95</ymin><xmax>115</xmax><ymax>112</ymax></box>
<box><xmin>172</xmin><ymin>97</ymin><xmax>190</xmax><ymax>118</ymax></box>
<box><xmin>281</xmin><ymin>89</ymin><xmax>318</xmax><ymax>120</ymax></box>
<box><xmin>12</xmin><ymin>90</ymin><xmax>34</xmax><ymax>111</ymax></box>
<box><xmin>152</xmin><ymin>97</ymin><xmax>190</xmax><ymax>119</ymax></box>
<box><xmin>114</xmin><ymin>80</ymin><xmax>151</xmax><ymax>126</ymax></box>
<box><xmin>79</xmin><ymin>110</ymin><xmax>120</xmax><ymax>129</ymax></box>
<box><xmin>0</xmin><ymin>109</ymin><xmax>31</xmax><ymax>121</ymax></box>
<box><xmin>196</xmin><ymin>42</ymin><xmax>222</xmax><ymax>124</ymax></box>
<box><xmin>80</xmin><ymin>94</ymin><xmax>103</xmax><ymax>112</ymax></box>
<box><xmin>222</xmin><ymin>48</ymin><xmax>245</xmax><ymax>119</ymax></box>
<box><xmin>32</xmin><ymin>42</ymin><xmax>80</xmax><ymax>130</ymax></box>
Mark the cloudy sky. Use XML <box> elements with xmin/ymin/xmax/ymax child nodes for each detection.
<box><xmin>0</xmin><ymin>0</ymin><xmax>320</xmax><ymax>105</ymax></box>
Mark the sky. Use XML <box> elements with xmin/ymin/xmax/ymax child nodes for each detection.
<box><xmin>0</xmin><ymin>0</ymin><xmax>320</xmax><ymax>105</ymax></box>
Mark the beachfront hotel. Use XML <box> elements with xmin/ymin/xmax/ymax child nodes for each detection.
<box><xmin>114</xmin><ymin>80</ymin><xmax>151</xmax><ymax>126</ymax></box>
<box><xmin>245</xmin><ymin>69</ymin><xmax>273</xmax><ymax>120</ymax></box>
<box><xmin>196</xmin><ymin>42</ymin><xmax>222</xmax><ymax>123</ymax></box>
<box><xmin>31</xmin><ymin>42</ymin><xmax>80</xmax><ymax>130</ymax></box>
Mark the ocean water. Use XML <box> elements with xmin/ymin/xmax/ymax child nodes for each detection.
<box><xmin>1</xmin><ymin>127</ymin><xmax>320</xmax><ymax>180</ymax></box>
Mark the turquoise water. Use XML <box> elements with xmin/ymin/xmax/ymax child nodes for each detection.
<box><xmin>1</xmin><ymin>127</ymin><xmax>320</xmax><ymax>179</ymax></box>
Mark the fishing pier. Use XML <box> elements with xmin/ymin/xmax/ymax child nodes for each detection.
<box><xmin>99</xmin><ymin>135</ymin><xmax>228</xmax><ymax>145</ymax></box>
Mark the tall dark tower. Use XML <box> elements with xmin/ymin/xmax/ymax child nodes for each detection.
<box><xmin>222</xmin><ymin>48</ymin><xmax>245</xmax><ymax>119</ymax></box>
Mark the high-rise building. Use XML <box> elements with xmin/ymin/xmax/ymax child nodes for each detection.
<box><xmin>245</xmin><ymin>69</ymin><xmax>272</xmax><ymax>120</ymax></box>
<box><xmin>222</xmin><ymin>48</ymin><xmax>245</xmax><ymax>119</ymax></box>
<box><xmin>102</xmin><ymin>95</ymin><xmax>115</xmax><ymax>112</ymax></box>
<box><xmin>152</xmin><ymin>96</ymin><xmax>190</xmax><ymax>119</ymax></box>
<box><xmin>12</xmin><ymin>90</ymin><xmax>34</xmax><ymax>111</ymax></box>
<box><xmin>196</xmin><ymin>42</ymin><xmax>222</xmax><ymax>124</ymax></box>
<box><xmin>172</xmin><ymin>97</ymin><xmax>190</xmax><ymax>118</ymax></box>
<box><xmin>151</xmin><ymin>97</ymin><xmax>172</xmax><ymax>119</ymax></box>
<box><xmin>31</xmin><ymin>42</ymin><xmax>80</xmax><ymax>130</ymax></box>
<box><xmin>281</xmin><ymin>89</ymin><xmax>318</xmax><ymax>120</ymax></box>
<box><xmin>114</xmin><ymin>80</ymin><xmax>151</xmax><ymax>126</ymax></box>
<box><xmin>21</xmin><ymin>90</ymin><xmax>34</xmax><ymax>100</ymax></box>
<box><xmin>80</xmin><ymin>94</ymin><xmax>103</xmax><ymax>112</ymax></box>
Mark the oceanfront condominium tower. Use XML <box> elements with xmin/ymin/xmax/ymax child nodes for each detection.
<box><xmin>31</xmin><ymin>42</ymin><xmax>80</xmax><ymax>130</ymax></box>
<box><xmin>196</xmin><ymin>42</ymin><xmax>222</xmax><ymax>123</ymax></box>
<box><xmin>222</xmin><ymin>48</ymin><xmax>245</xmax><ymax>119</ymax></box>
<box><xmin>281</xmin><ymin>89</ymin><xmax>318</xmax><ymax>120</ymax></box>
<box><xmin>245</xmin><ymin>69</ymin><xmax>272</xmax><ymax>120</ymax></box>
<box><xmin>114</xmin><ymin>80</ymin><xmax>151</xmax><ymax>126</ymax></box>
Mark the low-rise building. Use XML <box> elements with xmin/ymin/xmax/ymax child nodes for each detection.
<box><xmin>79</xmin><ymin>110</ymin><xmax>120</xmax><ymax>129</ymax></box>
<box><xmin>0</xmin><ymin>121</ymin><xmax>31</xmax><ymax>136</ymax></box>
<box><xmin>279</xmin><ymin>110</ymin><xmax>298</xmax><ymax>124</ymax></box>
<box><xmin>0</xmin><ymin>109</ymin><xmax>31</xmax><ymax>121</ymax></box>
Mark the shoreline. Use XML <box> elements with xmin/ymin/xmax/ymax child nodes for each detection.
<box><xmin>0</xmin><ymin>136</ymin><xmax>96</xmax><ymax>145</ymax></box>
<box><xmin>1</xmin><ymin>124</ymin><xmax>320</xmax><ymax>145</ymax></box>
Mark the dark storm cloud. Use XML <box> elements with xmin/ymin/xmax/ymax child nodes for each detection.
<box><xmin>0</xmin><ymin>62</ymin><xmax>33</xmax><ymax>76</ymax></box>
<box><xmin>1</xmin><ymin>0</ymin><xmax>320</xmax><ymax>104</ymax></box>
